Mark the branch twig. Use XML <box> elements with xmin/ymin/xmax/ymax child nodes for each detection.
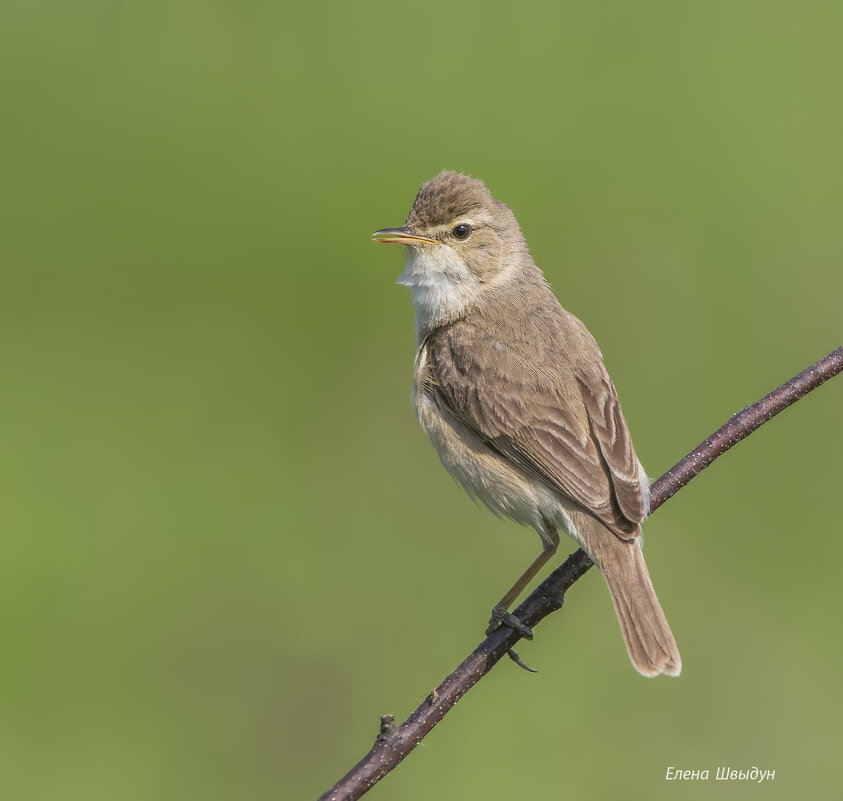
<box><xmin>319</xmin><ymin>346</ymin><xmax>843</xmax><ymax>801</ymax></box>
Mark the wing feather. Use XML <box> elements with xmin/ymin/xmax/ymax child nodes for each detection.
<box><xmin>425</xmin><ymin>323</ymin><xmax>646</xmax><ymax>538</ymax></box>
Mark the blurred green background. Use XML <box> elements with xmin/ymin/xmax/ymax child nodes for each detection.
<box><xmin>1</xmin><ymin>1</ymin><xmax>841</xmax><ymax>799</ymax></box>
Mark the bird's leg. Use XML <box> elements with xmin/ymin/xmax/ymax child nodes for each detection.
<box><xmin>486</xmin><ymin>528</ymin><xmax>560</xmax><ymax>639</ymax></box>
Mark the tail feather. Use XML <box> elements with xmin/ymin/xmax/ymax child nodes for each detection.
<box><xmin>576</xmin><ymin>517</ymin><xmax>681</xmax><ymax>677</ymax></box>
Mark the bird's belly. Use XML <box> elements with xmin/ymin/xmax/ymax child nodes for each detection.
<box><xmin>413</xmin><ymin>387</ymin><xmax>577</xmax><ymax>543</ymax></box>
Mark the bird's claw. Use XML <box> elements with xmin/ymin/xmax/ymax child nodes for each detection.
<box><xmin>486</xmin><ymin>603</ymin><xmax>534</xmax><ymax>639</ymax></box>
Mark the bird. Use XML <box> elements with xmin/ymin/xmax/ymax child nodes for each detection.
<box><xmin>373</xmin><ymin>171</ymin><xmax>680</xmax><ymax>677</ymax></box>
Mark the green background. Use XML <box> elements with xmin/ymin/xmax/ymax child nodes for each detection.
<box><xmin>2</xmin><ymin>2</ymin><xmax>841</xmax><ymax>799</ymax></box>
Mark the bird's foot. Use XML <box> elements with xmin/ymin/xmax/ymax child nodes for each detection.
<box><xmin>486</xmin><ymin>603</ymin><xmax>533</xmax><ymax>639</ymax></box>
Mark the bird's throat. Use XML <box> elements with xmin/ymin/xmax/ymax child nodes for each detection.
<box><xmin>398</xmin><ymin>246</ymin><xmax>481</xmax><ymax>334</ymax></box>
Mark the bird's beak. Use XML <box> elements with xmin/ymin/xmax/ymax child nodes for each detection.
<box><xmin>372</xmin><ymin>227</ymin><xmax>438</xmax><ymax>246</ymax></box>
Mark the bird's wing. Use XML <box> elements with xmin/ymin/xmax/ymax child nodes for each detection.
<box><xmin>424</xmin><ymin>325</ymin><xmax>646</xmax><ymax>538</ymax></box>
<box><xmin>574</xmin><ymin>361</ymin><xmax>648</xmax><ymax>526</ymax></box>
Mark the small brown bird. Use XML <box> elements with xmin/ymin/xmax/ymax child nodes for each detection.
<box><xmin>374</xmin><ymin>171</ymin><xmax>680</xmax><ymax>677</ymax></box>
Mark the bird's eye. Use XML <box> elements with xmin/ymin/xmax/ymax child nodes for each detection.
<box><xmin>452</xmin><ymin>223</ymin><xmax>472</xmax><ymax>240</ymax></box>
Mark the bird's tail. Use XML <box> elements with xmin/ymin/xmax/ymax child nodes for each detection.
<box><xmin>578</xmin><ymin>518</ymin><xmax>681</xmax><ymax>677</ymax></box>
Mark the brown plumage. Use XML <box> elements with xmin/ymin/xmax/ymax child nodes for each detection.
<box><xmin>375</xmin><ymin>171</ymin><xmax>681</xmax><ymax>677</ymax></box>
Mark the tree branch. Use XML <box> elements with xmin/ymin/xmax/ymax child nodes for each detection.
<box><xmin>319</xmin><ymin>346</ymin><xmax>843</xmax><ymax>801</ymax></box>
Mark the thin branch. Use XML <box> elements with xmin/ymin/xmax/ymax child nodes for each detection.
<box><xmin>319</xmin><ymin>346</ymin><xmax>843</xmax><ymax>801</ymax></box>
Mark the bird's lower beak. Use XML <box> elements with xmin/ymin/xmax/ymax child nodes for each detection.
<box><xmin>372</xmin><ymin>227</ymin><xmax>438</xmax><ymax>246</ymax></box>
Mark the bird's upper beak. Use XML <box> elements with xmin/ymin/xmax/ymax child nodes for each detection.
<box><xmin>372</xmin><ymin>227</ymin><xmax>438</xmax><ymax>246</ymax></box>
